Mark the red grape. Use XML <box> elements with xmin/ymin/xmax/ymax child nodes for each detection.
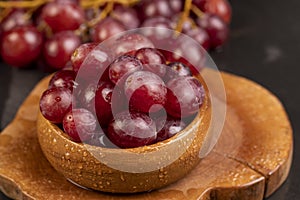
<box><xmin>135</xmin><ymin>48</ymin><xmax>167</xmax><ymax>77</ymax></box>
<box><xmin>90</xmin><ymin>17</ymin><xmax>126</xmax><ymax>43</ymax></box>
<box><xmin>71</xmin><ymin>42</ymin><xmax>98</xmax><ymax>73</ymax></box>
<box><xmin>138</xmin><ymin>0</ymin><xmax>182</xmax><ymax>20</ymax></box>
<box><xmin>111</xmin><ymin>5</ymin><xmax>140</xmax><ymax>29</ymax></box>
<box><xmin>95</xmin><ymin>81</ymin><xmax>123</xmax><ymax>128</ymax></box>
<box><xmin>63</xmin><ymin>108</ymin><xmax>96</xmax><ymax>142</ymax></box>
<box><xmin>135</xmin><ymin>47</ymin><xmax>166</xmax><ymax>65</ymax></box>
<box><xmin>160</xmin><ymin>38</ymin><xmax>206</xmax><ymax>74</ymax></box>
<box><xmin>111</xmin><ymin>33</ymin><xmax>154</xmax><ymax>56</ymax></box>
<box><xmin>141</xmin><ymin>17</ymin><xmax>173</xmax><ymax>44</ymax></box>
<box><xmin>197</xmin><ymin>14</ymin><xmax>229</xmax><ymax>49</ymax></box>
<box><xmin>165</xmin><ymin>76</ymin><xmax>205</xmax><ymax>118</ymax></box>
<box><xmin>141</xmin><ymin>16</ymin><xmax>173</xmax><ymax>28</ymax></box>
<box><xmin>185</xmin><ymin>27</ymin><xmax>210</xmax><ymax>50</ymax></box>
<box><xmin>41</xmin><ymin>1</ymin><xmax>85</xmax><ymax>32</ymax></box>
<box><xmin>156</xmin><ymin>117</ymin><xmax>186</xmax><ymax>142</ymax></box>
<box><xmin>124</xmin><ymin>71</ymin><xmax>167</xmax><ymax>113</ymax></box>
<box><xmin>0</xmin><ymin>10</ymin><xmax>32</xmax><ymax>32</ymax></box>
<box><xmin>73</xmin><ymin>46</ymin><xmax>112</xmax><ymax>81</ymax></box>
<box><xmin>0</xmin><ymin>26</ymin><xmax>43</xmax><ymax>68</ymax></box>
<box><xmin>85</xmin><ymin>129</ymin><xmax>116</xmax><ymax>147</ymax></box>
<box><xmin>169</xmin><ymin>0</ymin><xmax>183</xmax><ymax>14</ymax></box>
<box><xmin>193</xmin><ymin>0</ymin><xmax>232</xmax><ymax>24</ymax></box>
<box><xmin>48</xmin><ymin>70</ymin><xmax>76</xmax><ymax>90</ymax></box>
<box><xmin>39</xmin><ymin>87</ymin><xmax>72</xmax><ymax>123</ymax></box>
<box><xmin>108</xmin><ymin>55</ymin><xmax>143</xmax><ymax>85</ymax></box>
<box><xmin>43</xmin><ymin>31</ymin><xmax>81</xmax><ymax>69</ymax></box>
<box><xmin>107</xmin><ymin>111</ymin><xmax>156</xmax><ymax>148</ymax></box>
<box><xmin>76</xmin><ymin>81</ymin><xmax>97</xmax><ymax>110</ymax></box>
<box><xmin>165</xmin><ymin>62</ymin><xmax>192</xmax><ymax>81</ymax></box>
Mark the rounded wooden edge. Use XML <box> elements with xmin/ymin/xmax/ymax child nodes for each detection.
<box><xmin>201</xmin><ymin>176</ymin><xmax>266</xmax><ymax>200</ymax></box>
<box><xmin>0</xmin><ymin>175</ymin><xmax>30</xmax><ymax>200</ymax></box>
<box><xmin>220</xmin><ymin>71</ymin><xmax>293</xmax><ymax>198</ymax></box>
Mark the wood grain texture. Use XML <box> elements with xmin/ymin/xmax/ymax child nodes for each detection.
<box><xmin>0</xmin><ymin>71</ymin><xmax>292</xmax><ymax>200</ymax></box>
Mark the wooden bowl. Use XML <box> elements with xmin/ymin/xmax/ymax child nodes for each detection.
<box><xmin>36</xmin><ymin>75</ymin><xmax>212</xmax><ymax>193</ymax></box>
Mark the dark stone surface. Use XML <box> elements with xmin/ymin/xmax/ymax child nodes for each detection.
<box><xmin>0</xmin><ymin>0</ymin><xmax>299</xmax><ymax>199</ymax></box>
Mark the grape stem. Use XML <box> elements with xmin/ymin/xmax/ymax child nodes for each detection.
<box><xmin>81</xmin><ymin>0</ymin><xmax>139</xmax><ymax>8</ymax></box>
<box><xmin>0</xmin><ymin>8</ymin><xmax>12</xmax><ymax>22</ymax></box>
<box><xmin>80</xmin><ymin>0</ymin><xmax>106</xmax><ymax>9</ymax></box>
<box><xmin>191</xmin><ymin>4</ymin><xmax>204</xmax><ymax>18</ymax></box>
<box><xmin>176</xmin><ymin>0</ymin><xmax>192</xmax><ymax>33</ymax></box>
<box><xmin>0</xmin><ymin>0</ymin><xmax>50</xmax><ymax>8</ymax></box>
<box><xmin>86</xmin><ymin>1</ymin><xmax>114</xmax><ymax>27</ymax></box>
<box><xmin>0</xmin><ymin>0</ymin><xmax>140</xmax><ymax>9</ymax></box>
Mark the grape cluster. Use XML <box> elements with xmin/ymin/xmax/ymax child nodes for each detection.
<box><xmin>0</xmin><ymin>0</ymin><xmax>231</xmax><ymax>70</ymax></box>
<box><xmin>39</xmin><ymin>32</ymin><xmax>206</xmax><ymax>149</ymax></box>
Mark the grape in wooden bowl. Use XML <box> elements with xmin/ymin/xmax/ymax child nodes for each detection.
<box><xmin>37</xmin><ymin>30</ymin><xmax>225</xmax><ymax>193</ymax></box>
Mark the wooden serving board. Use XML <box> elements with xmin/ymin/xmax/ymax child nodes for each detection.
<box><xmin>0</xmin><ymin>71</ymin><xmax>292</xmax><ymax>200</ymax></box>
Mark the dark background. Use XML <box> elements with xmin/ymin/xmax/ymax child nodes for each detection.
<box><xmin>0</xmin><ymin>0</ymin><xmax>299</xmax><ymax>199</ymax></box>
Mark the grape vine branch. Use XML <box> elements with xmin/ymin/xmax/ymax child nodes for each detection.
<box><xmin>0</xmin><ymin>0</ymin><xmax>204</xmax><ymax>34</ymax></box>
<box><xmin>0</xmin><ymin>0</ymin><xmax>139</xmax><ymax>8</ymax></box>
